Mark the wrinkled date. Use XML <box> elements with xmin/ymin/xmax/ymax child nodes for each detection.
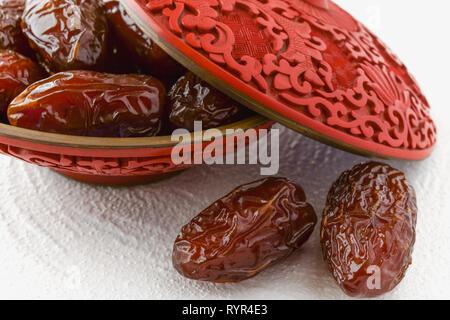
<box><xmin>8</xmin><ymin>70</ymin><xmax>166</xmax><ymax>137</ymax></box>
<box><xmin>168</xmin><ymin>72</ymin><xmax>251</xmax><ymax>131</ymax></box>
<box><xmin>173</xmin><ymin>177</ymin><xmax>317</xmax><ymax>282</ymax></box>
<box><xmin>0</xmin><ymin>50</ymin><xmax>45</xmax><ymax>122</ymax></box>
<box><xmin>0</xmin><ymin>0</ymin><xmax>33</xmax><ymax>57</ymax></box>
<box><xmin>22</xmin><ymin>0</ymin><xmax>109</xmax><ymax>72</ymax></box>
<box><xmin>320</xmin><ymin>162</ymin><xmax>417</xmax><ymax>297</ymax></box>
<box><xmin>104</xmin><ymin>0</ymin><xmax>184</xmax><ymax>78</ymax></box>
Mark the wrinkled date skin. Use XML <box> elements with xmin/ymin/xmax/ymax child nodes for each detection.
<box><xmin>8</xmin><ymin>70</ymin><xmax>166</xmax><ymax>137</ymax></box>
<box><xmin>0</xmin><ymin>0</ymin><xmax>34</xmax><ymax>57</ymax></box>
<box><xmin>0</xmin><ymin>50</ymin><xmax>46</xmax><ymax>122</ymax></box>
<box><xmin>22</xmin><ymin>0</ymin><xmax>109</xmax><ymax>73</ymax></box>
<box><xmin>104</xmin><ymin>0</ymin><xmax>184</xmax><ymax>78</ymax></box>
<box><xmin>168</xmin><ymin>72</ymin><xmax>252</xmax><ymax>131</ymax></box>
<box><xmin>320</xmin><ymin>162</ymin><xmax>417</xmax><ymax>297</ymax></box>
<box><xmin>173</xmin><ymin>177</ymin><xmax>317</xmax><ymax>282</ymax></box>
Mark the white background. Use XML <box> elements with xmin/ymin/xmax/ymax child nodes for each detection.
<box><xmin>0</xmin><ymin>0</ymin><xmax>449</xmax><ymax>299</ymax></box>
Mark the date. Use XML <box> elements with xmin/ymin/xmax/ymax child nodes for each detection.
<box><xmin>320</xmin><ymin>162</ymin><xmax>417</xmax><ymax>297</ymax></box>
<box><xmin>105</xmin><ymin>35</ymin><xmax>141</xmax><ymax>75</ymax></box>
<box><xmin>21</xmin><ymin>0</ymin><xmax>109</xmax><ymax>72</ymax></box>
<box><xmin>0</xmin><ymin>0</ymin><xmax>34</xmax><ymax>57</ymax></box>
<box><xmin>104</xmin><ymin>0</ymin><xmax>184</xmax><ymax>78</ymax></box>
<box><xmin>0</xmin><ymin>50</ymin><xmax>45</xmax><ymax>122</ymax></box>
<box><xmin>8</xmin><ymin>70</ymin><xmax>166</xmax><ymax>137</ymax></box>
<box><xmin>168</xmin><ymin>72</ymin><xmax>252</xmax><ymax>131</ymax></box>
<box><xmin>173</xmin><ymin>177</ymin><xmax>317</xmax><ymax>282</ymax></box>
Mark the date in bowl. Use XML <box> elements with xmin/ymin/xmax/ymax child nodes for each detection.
<box><xmin>0</xmin><ymin>115</ymin><xmax>272</xmax><ymax>185</ymax></box>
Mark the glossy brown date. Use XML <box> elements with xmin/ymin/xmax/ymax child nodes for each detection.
<box><xmin>0</xmin><ymin>50</ymin><xmax>46</xmax><ymax>122</ymax></box>
<box><xmin>21</xmin><ymin>0</ymin><xmax>109</xmax><ymax>73</ymax></box>
<box><xmin>173</xmin><ymin>177</ymin><xmax>317</xmax><ymax>282</ymax></box>
<box><xmin>168</xmin><ymin>72</ymin><xmax>251</xmax><ymax>131</ymax></box>
<box><xmin>8</xmin><ymin>70</ymin><xmax>166</xmax><ymax>137</ymax></box>
<box><xmin>105</xmin><ymin>35</ymin><xmax>140</xmax><ymax>75</ymax></box>
<box><xmin>104</xmin><ymin>0</ymin><xmax>184</xmax><ymax>78</ymax></box>
<box><xmin>320</xmin><ymin>162</ymin><xmax>417</xmax><ymax>297</ymax></box>
<box><xmin>0</xmin><ymin>0</ymin><xmax>34</xmax><ymax>57</ymax></box>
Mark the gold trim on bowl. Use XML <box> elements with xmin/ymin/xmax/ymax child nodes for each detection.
<box><xmin>0</xmin><ymin>115</ymin><xmax>270</xmax><ymax>149</ymax></box>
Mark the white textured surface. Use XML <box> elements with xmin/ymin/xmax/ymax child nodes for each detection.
<box><xmin>0</xmin><ymin>0</ymin><xmax>449</xmax><ymax>299</ymax></box>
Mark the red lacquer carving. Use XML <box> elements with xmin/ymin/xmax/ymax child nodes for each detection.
<box><xmin>132</xmin><ymin>0</ymin><xmax>436</xmax><ymax>158</ymax></box>
<box><xmin>0</xmin><ymin>119</ymin><xmax>273</xmax><ymax>183</ymax></box>
<box><xmin>0</xmin><ymin>143</ymin><xmax>186</xmax><ymax>176</ymax></box>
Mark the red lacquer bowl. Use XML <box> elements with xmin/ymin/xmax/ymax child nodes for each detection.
<box><xmin>0</xmin><ymin>115</ymin><xmax>272</xmax><ymax>185</ymax></box>
<box><xmin>122</xmin><ymin>0</ymin><xmax>437</xmax><ymax>160</ymax></box>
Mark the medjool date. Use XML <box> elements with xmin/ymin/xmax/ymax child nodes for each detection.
<box><xmin>104</xmin><ymin>0</ymin><xmax>184</xmax><ymax>78</ymax></box>
<box><xmin>320</xmin><ymin>162</ymin><xmax>417</xmax><ymax>297</ymax></box>
<box><xmin>21</xmin><ymin>0</ymin><xmax>109</xmax><ymax>72</ymax></box>
<box><xmin>0</xmin><ymin>50</ymin><xmax>45</xmax><ymax>122</ymax></box>
<box><xmin>173</xmin><ymin>177</ymin><xmax>317</xmax><ymax>282</ymax></box>
<box><xmin>168</xmin><ymin>72</ymin><xmax>251</xmax><ymax>131</ymax></box>
<box><xmin>8</xmin><ymin>70</ymin><xmax>166</xmax><ymax>137</ymax></box>
<box><xmin>0</xmin><ymin>0</ymin><xmax>33</xmax><ymax>57</ymax></box>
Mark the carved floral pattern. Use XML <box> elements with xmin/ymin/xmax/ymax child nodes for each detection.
<box><xmin>0</xmin><ymin>124</ymin><xmax>271</xmax><ymax>177</ymax></box>
<box><xmin>140</xmin><ymin>0</ymin><xmax>436</xmax><ymax>152</ymax></box>
<box><xmin>0</xmin><ymin>142</ymin><xmax>188</xmax><ymax>176</ymax></box>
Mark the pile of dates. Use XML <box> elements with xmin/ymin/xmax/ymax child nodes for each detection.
<box><xmin>173</xmin><ymin>162</ymin><xmax>418</xmax><ymax>298</ymax></box>
<box><xmin>0</xmin><ymin>0</ymin><xmax>251</xmax><ymax>137</ymax></box>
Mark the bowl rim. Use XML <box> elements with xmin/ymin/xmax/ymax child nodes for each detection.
<box><xmin>0</xmin><ymin>115</ymin><xmax>270</xmax><ymax>149</ymax></box>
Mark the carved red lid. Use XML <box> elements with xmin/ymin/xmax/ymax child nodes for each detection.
<box><xmin>122</xmin><ymin>0</ymin><xmax>436</xmax><ymax>160</ymax></box>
